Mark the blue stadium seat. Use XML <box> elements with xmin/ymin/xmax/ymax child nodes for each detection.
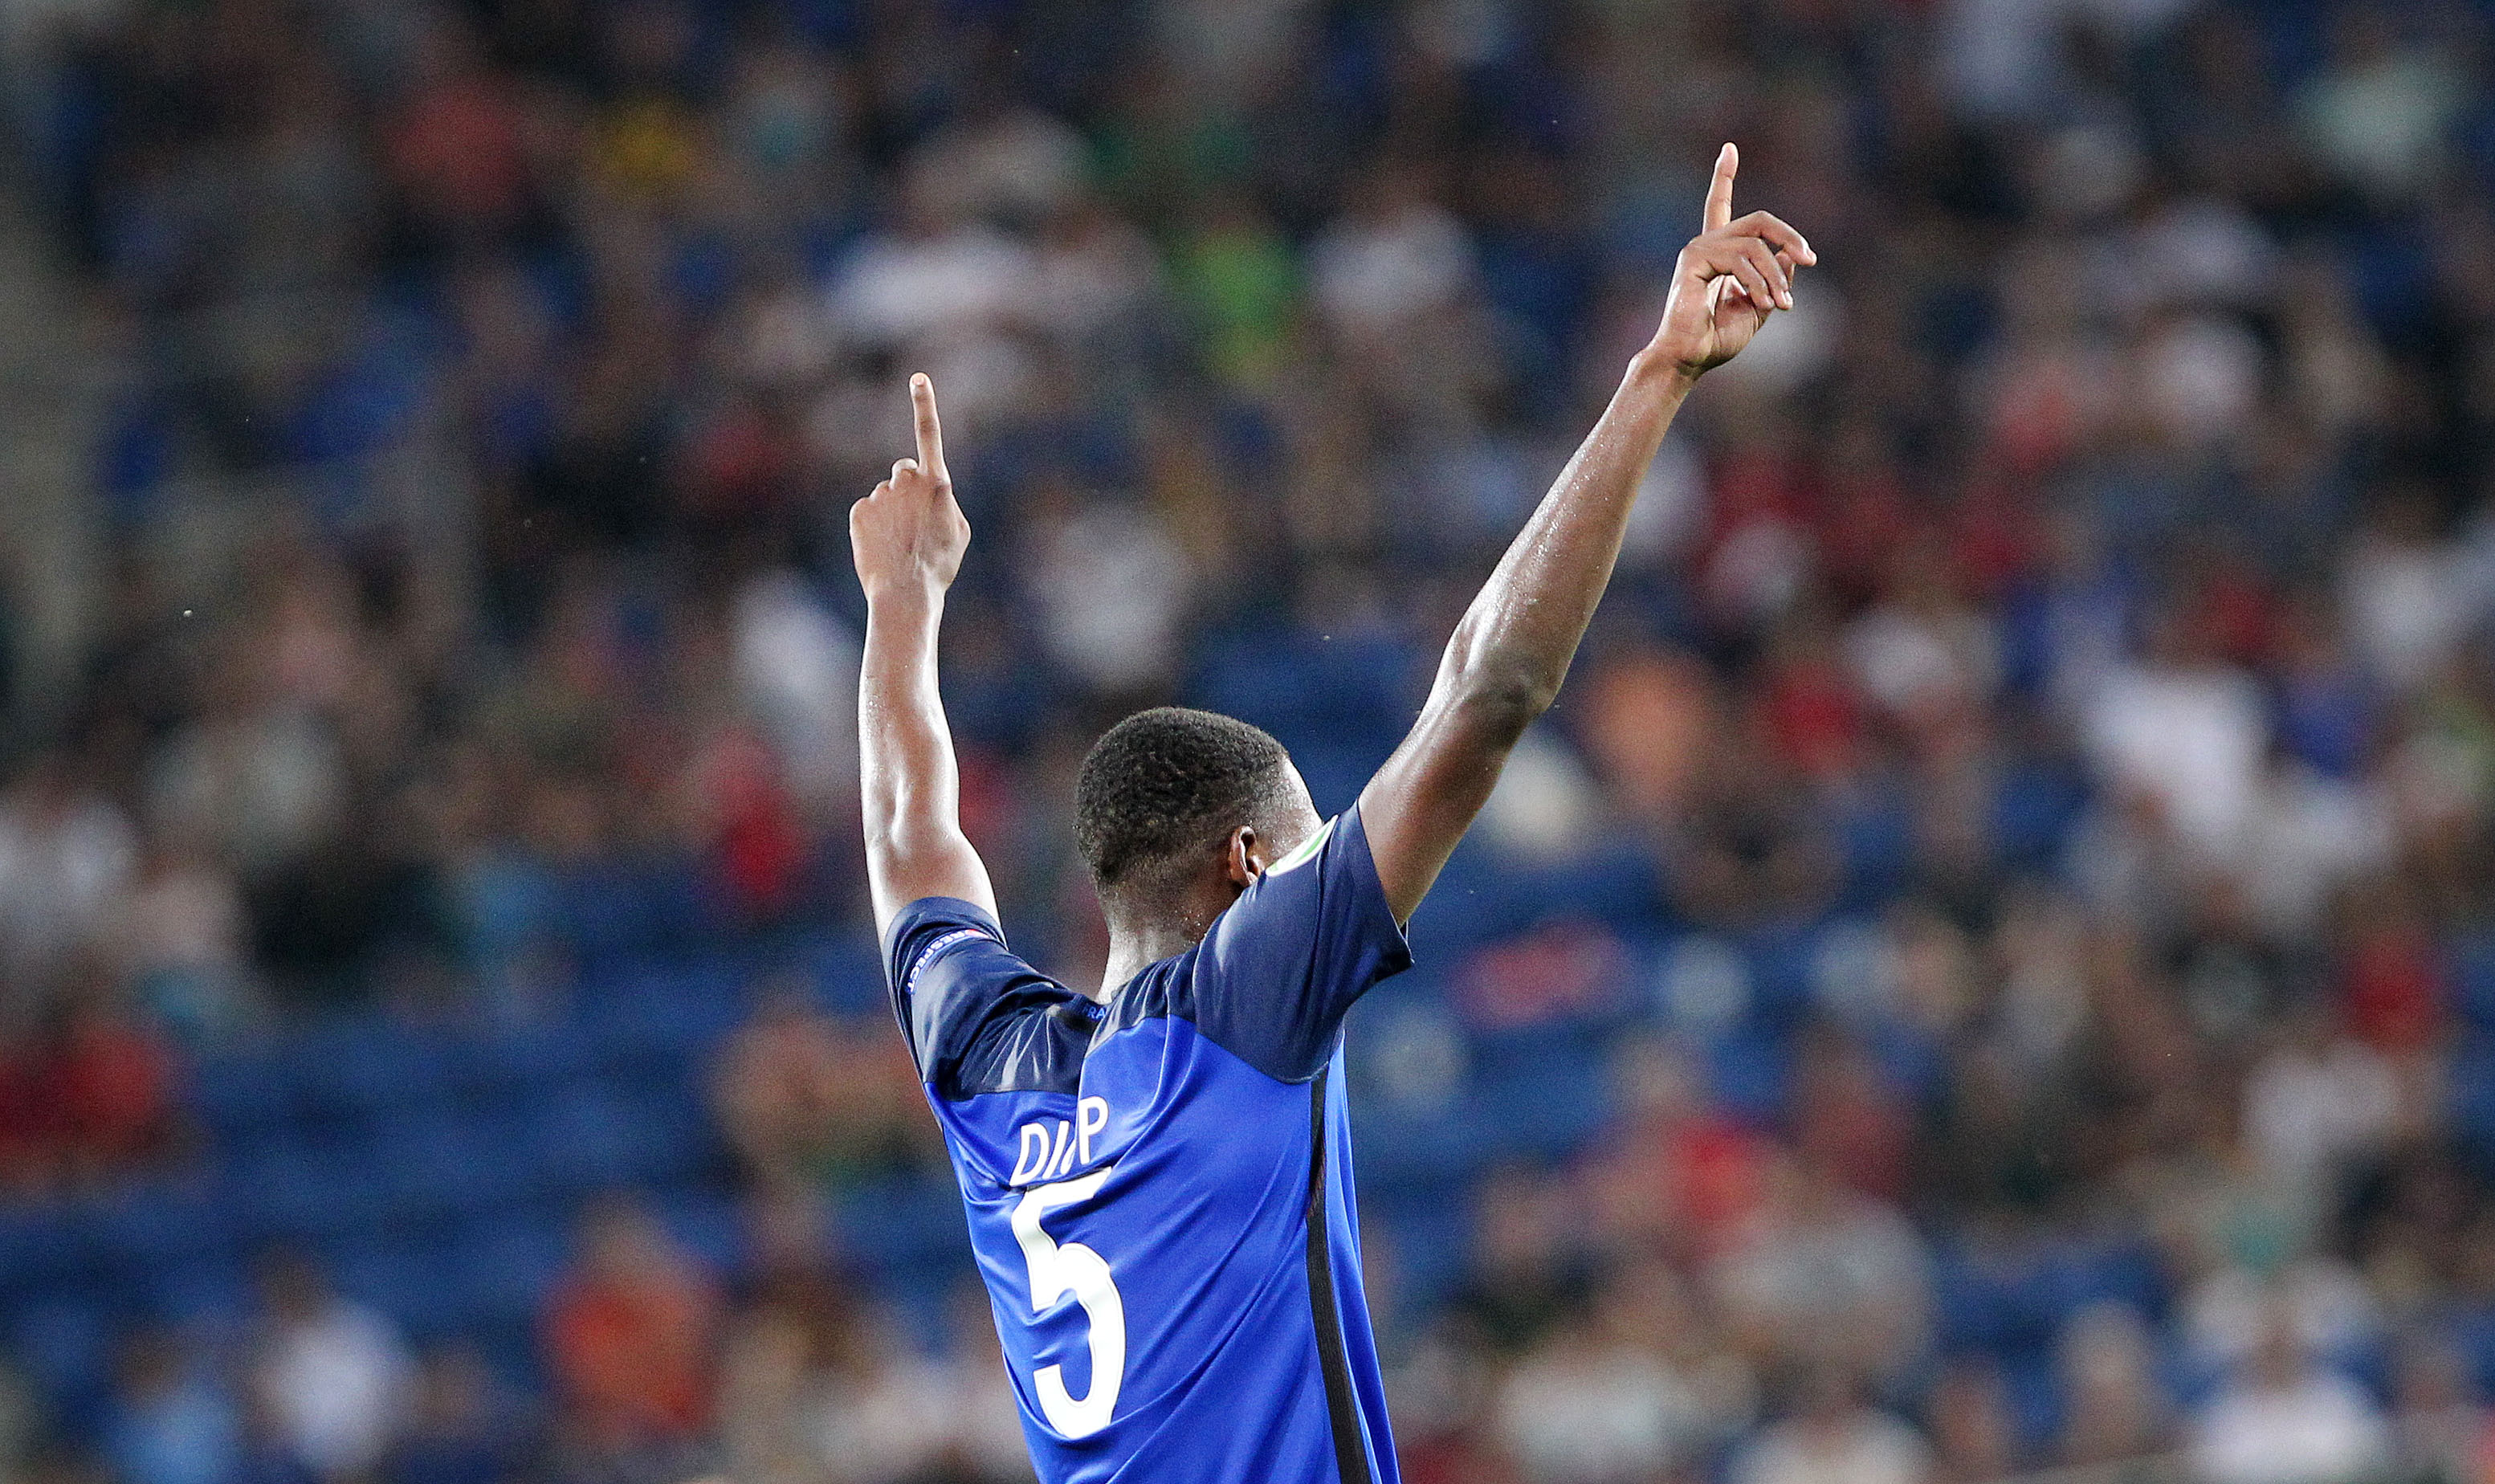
<box><xmin>450</xmin><ymin>1023</ymin><xmax>597</xmax><ymax>1107</ymax></box>
<box><xmin>834</xmin><ymin>1173</ymin><xmax>972</xmax><ymax>1283</ymax></box>
<box><xmin>554</xmin><ymin>858</ymin><xmax>714</xmax><ymax>966</ymax></box>
<box><xmin>2449</xmin><ymin>1303</ymin><xmax>2495</xmax><ymax>1397</ymax></box>
<box><xmin>187</xmin><ymin>1046</ymin><xmax>298</xmax><ymax>1141</ymax></box>
<box><xmin>451</xmin><ymin>1212</ymin><xmax>573</xmax><ymax>1329</ymax></box>
<box><xmin>1739</xmin><ymin>923</ymin><xmax>1823</xmax><ymax>1029</ymax></box>
<box><xmin>1364</xmin><ymin>1197</ymin><xmax>1474</xmax><ymax>1320</ymax></box>
<box><xmin>616</xmin><ymin>1082</ymin><xmax>715</xmax><ymax>1184</ymax></box>
<box><xmin>807</xmin><ymin>932</ymin><xmax>888</xmax><ymax>1017</ymax></box>
<box><xmin>9</xmin><ymin>1296</ymin><xmax>116</xmax><ymax>1430</ymax></box>
<box><xmin>1405</xmin><ymin>839</ymin><xmax>1529</xmax><ymax>953</ymax></box>
<box><xmin>1930</xmin><ymin>1233</ymin><xmax>2171</xmax><ymax>1373</ymax></box>
<box><xmin>1467</xmin><ymin>1025</ymin><xmax>1612</xmax><ymax>1163</ymax></box>
<box><xmin>1346</xmin><ymin>1103</ymin><xmax>1485</xmax><ymax>1192</ymax></box>
<box><xmin>328</xmin><ymin>1229</ymin><xmax>467</xmax><ymax>1340</ymax></box>
<box><xmin>143</xmin><ymin>1256</ymin><xmax>249</xmax><ymax>1324</ymax></box>
<box><xmin>1530</xmin><ymin>846</ymin><xmax>1666</xmax><ymax>932</ymax></box>
<box><xmin>83</xmin><ymin>1183</ymin><xmax>234</xmax><ymax>1278</ymax></box>
<box><xmin>585</xmin><ymin>973</ymin><xmax>740</xmax><ymax>1068</ymax></box>
<box><xmin>287</xmin><ymin>1017</ymin><xmax>451</xmax><ymax>1125</ymax></box>
<box><xmin>1280</xmin><ymin>741</ymin><xmax>1390</xmax><ymax>818</ymax></box>
<box><xmin>655</xmin><ymin>1184</ymin><xmax>744</xmax><ymax>1278</ymax></box>
<box><xmin>1930</xmin><ymin>1241</ymin><xmax>2052</xmax><ymax>1359</ymax></box>
<box><xmin>472</xmin><ymin>1315</ymin><xmax>548</xmax><ymax>1398</ymax></box>
<box><xmin>367</xmin><ymin>1115</ymin><xmax>528</xmax><ymax>1221</ymax></box>
<box><xmin>1188</xmin><ymin>630</ymin><xmax>1418</xmax><ymax>748</ymax></box>
<box><xmin>1994</xmin><ymin>761</ymin><xmax>2091</xmax><ymax>868</ymax></box>
<box><xmin>519</xmin><ymin>1086</ymin><xmax>642</xmax><ymax>1194</ymax></box>
<box><xmin>1702</xmin><ymin>1024</ymin><xmax>1790</xmax><ymax>1126</ymax></box>
<box><xmin>221</xmin><ymin>1129</ymin><xmax>377</xmax><ymax>1241</ymax></box>
<box><xmin>2453</xmin><ymin>929</ymin><xmax>2495</xmax><ymax>1034</ymax></box>
<box><xmin>1999</xmin><ymin>1352</ymin><xmax>2067</xmax><ymax>1456</ymax></box>
<box><xmin>2452</xmin><ymin>1037</ymin><xmax>2495</xmax><ymax>1171</ymax></box>
<box><xmin>1830</xmin><ymin>790</ymin><xmax>1916</xmax><ymax>909</ymax></box>
<box><xmin>0</xmin><ymin>1209</ymin><xmax>84</xmax><ymax>1306</ymax></box>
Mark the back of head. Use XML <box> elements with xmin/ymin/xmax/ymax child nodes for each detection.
<box><xmin>1074</xmin><ymin>707</ymin><xmax>1293</xmax><ymax>906</ymax></box>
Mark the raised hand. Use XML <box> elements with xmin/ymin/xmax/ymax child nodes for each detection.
<box><xmin>1647</xmin><ymin>144</ymin><xmax>1816</xmax><ymax>378</ymax></box>
<box><xmin>850</xmin><ymin>374</ymin><xmax>971</xmax><ymax>601</ymax></box>
<box><xmin>852</xmin><ymin>371</ymin><xmax>997</xmax><ymax>927</ymax></box>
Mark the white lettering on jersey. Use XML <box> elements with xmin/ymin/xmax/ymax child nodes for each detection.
<box><xmin>1010</xmin><ymin>1099</ymin><xmax>1114</xmax><ymax>1185</ymax></box>
<box><xmin>1077</xmin><ymin>1096</ymin><xmax>1110</xmax><ymax>1165</ymax></box>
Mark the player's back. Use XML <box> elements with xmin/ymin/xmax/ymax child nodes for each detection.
<box><xmin>883</xmin><ymin>807</ymin><xmax>1410</xmax><ymax>1484</ymax></box>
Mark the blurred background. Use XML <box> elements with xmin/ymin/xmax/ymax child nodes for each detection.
<box><xmin>0</xmin><ymin>0</ymin><xmax>2489</xmax><ymax>1482</ymax></box>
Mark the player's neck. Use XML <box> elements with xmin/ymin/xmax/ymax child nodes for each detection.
<box><xmin>1099</xmin><ymin>920</ymin><xmax>1201</xmax><ymax>997</ymax></box>
<box><xmin>1098</xmin><ymin>886</ymin><xmax>1232</xmax><ymax>997</ymax></box>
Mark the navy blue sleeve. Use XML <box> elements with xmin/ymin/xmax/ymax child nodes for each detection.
<box><xmin>883</xmin><ymin>898</ymin><xmax>1091</xmax><ymax>1100</ymax></box>
<box><xmin>1184</xmin><ymin>804</ymin><xmax>1414</xmax><ymax>1082</ymax></box>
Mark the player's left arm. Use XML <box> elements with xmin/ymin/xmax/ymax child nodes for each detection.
<box><xmin>1360</xmin><ymin>145</ymin><xmax>1812</xmax><ymax>923</ymax></box>
<box><xmin>852</xmin><ymin>374</ymin><xmax>998</xmax><ymax>936</ymax></box>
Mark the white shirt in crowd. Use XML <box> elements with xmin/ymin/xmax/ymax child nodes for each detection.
<box><xmin>2191</xmin><ymin>1363</ymin><xmax>2391</xmax><ymax>1484</ymax></box>
<box><xmin>1731</xmin><ymin>1403</ymin><xmax>1933</xmax><ymax>1484</ymax></box>
<box><xmin>255</xmin><ymin>1298</ymin><xmax>413</xmax><ymax>1478</ymax></box>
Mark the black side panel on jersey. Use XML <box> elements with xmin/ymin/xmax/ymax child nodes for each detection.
<box><xmin>1303</xmin><ymin>1067</ymin><xmax>1373</xmax><ymax>1484</ymax></box>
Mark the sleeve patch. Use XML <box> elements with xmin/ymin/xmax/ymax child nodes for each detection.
<box><xmin>904</xmin><ymin>926</ymin><xmax>995</xmax><ymax>998</ymax></box>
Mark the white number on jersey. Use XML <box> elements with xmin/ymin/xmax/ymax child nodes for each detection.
<box><xmin>1009</xmin><ymin>1170</ymin><xmax>1124</xmax><ymax>1437</ymax></box>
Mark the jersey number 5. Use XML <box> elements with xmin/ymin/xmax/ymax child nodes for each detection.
<box><xmin>1011</xmin><ymin>1171</ymin><xmax>1125</xmax><ymax>1438</ymax></box>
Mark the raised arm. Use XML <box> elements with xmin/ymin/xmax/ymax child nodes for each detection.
<box><xmin>1360</xmin><ymin>144</ymin><xmax>1814</xmax><ymax>922</ymax></box>
<box><xmin>853</xmin><ymin>374</ymin><xmax>997</xmax><ymax>935</ymax></box>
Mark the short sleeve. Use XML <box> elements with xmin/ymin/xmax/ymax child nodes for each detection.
<box><xmin>1184</xmin><ymin>803</ymin><xmax>1414</xmax><ymax>1082</ymax></box>
<box><xmin>883</xmin><ymin>897</ymin><xmax>1090</xmax><ymax>1099</ymax></box>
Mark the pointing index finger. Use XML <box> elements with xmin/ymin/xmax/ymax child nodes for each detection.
<box><xmin>910</xmin><ymin>373</ymin><xmax>947</xmax><ymax>481</ymax></box>
<box><xmin>1704</xmin><ymin>143</ymin><xmax>1737</xmax><ymax>232</ymax></box>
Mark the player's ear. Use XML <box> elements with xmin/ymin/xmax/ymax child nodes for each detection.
<box><xmin>1225</xmin><ymin>826</ymin><xmax>1264</xmax><ymax>891</ymax></box>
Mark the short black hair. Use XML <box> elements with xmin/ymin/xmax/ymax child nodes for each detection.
<box><xmin>1074</xmin><ymin>707</ymin><xmax>1294</xmax><ymax>895</ymax></box>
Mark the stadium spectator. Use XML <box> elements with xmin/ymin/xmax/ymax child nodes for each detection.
<box><xmin>711</xmin><ymin>983</ymin><xmax>936</xmax><ymax>1196</ymax></box>
<box><xmin>1922</xmin><ymin>1362</ymin><xmax>2018</xmax><ymax>1484</ymax></box>
<box><xmin>247</xmin><ymin>1250</ymin><xmax>411</xmax><ymax>1484</ymax></box>
<box><xmin>2187</xmin><ymin>1304</ymin><xmax>2390</xmax><ymax>1484</ymax></box>
<box><xmin>381</xmin><ymin>1347</ymin><xmax>528</xmax><ymax>1484</ymax></box>
<box><xmin>113</xmin><ymin>830</ymin><xmax>251</xmax><ymax>1043</ymax></box>
<box><xmin>2387</xmin><ymin>1334</ymin><xmax>2495</xmax><ymax>1484</ymax></box>
<box><xmin>543</xmin><ymin>1197</ymin><xmax>720</xmax><ymax>1475</ymax></box>
<box><xmin>0</xmin><ymin>0</ymin><xmax>2490</xmax><ymax>1479</ymax></box>
<box><xmin>100</xmin><ymin>1329</ymin><xmax>240</xmax><ymax>1484</ymax></box>
<box><xmin>1452</xmin><ymin>1166</ymin><xmax>1598</xmax><ymax>1356</ymax></box>
<box><xmin>1727</xmin><ymin>1368</ymin><xmax>1932</xmax><ymax>1484</ymax></box>
<box><xmin>2052</xmin><ymin>1303</ymin><xmax>2175</xmax><ymax>1469</ymax></box>
<box><xmin>1492</xmin><ymin>1257</ymin><xmax>1753</xmax><ymax>1482</ymax></box>
<box><xmin>0</xmin><ymin>967</ymin><xmax>181</xmax><ymax>1192</ymax></box>
<box><xmin>1585</xmin><ymin>1035</ymin><xmax>1771</xmax><ymax>1261</ymax></box>
<box><xmin>0</xmin><ymin>751</ymin><xmax>135</xmax><ymax>1012</ymax></box>
<box><xmin>1708</xmin><ymin>1151</ymin><xmax>1933</xmax><ymax>1388</ymax></box>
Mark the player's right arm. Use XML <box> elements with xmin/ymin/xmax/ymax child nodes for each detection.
<box><xmin>853</xmin><ymin>373</ymin><xmax>998</xmax><ymax>937</ymax></box>
<box><xmin>1359</xmin><ymin>144</ymin><xmax>1814</xmax><ymax>923</ymax></box>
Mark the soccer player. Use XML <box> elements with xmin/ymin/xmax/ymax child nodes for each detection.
<box><xmin>852</xmin><ymin>145</ymin><xmax>1810</xmax><ymax>1484</ymax></box>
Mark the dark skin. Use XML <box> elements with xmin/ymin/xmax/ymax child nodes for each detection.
<box><xmin>853</xmin><ymin>144</ymin><xmax>1812</xmax><ymax>995</ymax></box>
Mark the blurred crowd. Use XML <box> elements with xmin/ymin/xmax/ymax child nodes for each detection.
<box><xmin>1</xmin><ymin>0</ymin><xmax>2493</xmax><ymax>1481</ymax></box>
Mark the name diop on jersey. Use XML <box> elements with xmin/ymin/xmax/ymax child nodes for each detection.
<box><xmin>1009</xmin><ymin>1096</ymin><xmax>1111</xmax><ymax>1185</ymax></box>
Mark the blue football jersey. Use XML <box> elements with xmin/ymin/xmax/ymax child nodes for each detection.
<box><xmin>882</xmin><ymin>806</ymin><xmax>1413</xmax><ymax>1484</ymax></box>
